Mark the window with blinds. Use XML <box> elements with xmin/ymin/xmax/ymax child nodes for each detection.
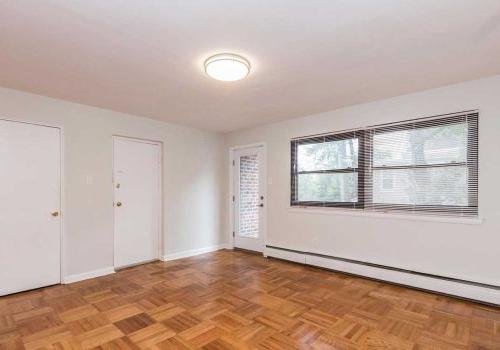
<box><xmin>290</xmin><ymin>111</ymin><xmax>478</xmax><ymax>217</ymax></box>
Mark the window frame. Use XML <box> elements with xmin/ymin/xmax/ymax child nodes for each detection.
<box><xmin>290</xmin><ymin>113</ymin><xmax>479</xmax><ymax>216</ymax></box>
<box><xmin>290</xmin><ymin>131</ymin><xmax>366</xmax><ymax>208</ymax></box>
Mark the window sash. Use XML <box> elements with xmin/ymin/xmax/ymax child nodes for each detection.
<box><xmin>291</xmin><ymin>131</ymin><xmax>365</xmax><ymax>208</ymax></box>
<box><xmin>371</xmin><ymin>162</ymin><xmax>466</xmax><ymax>170</ymax></box>
<box><xmin>290</xmin><ymin>112</ymin><xmax>478</xmax><ymax>216</ymax></box>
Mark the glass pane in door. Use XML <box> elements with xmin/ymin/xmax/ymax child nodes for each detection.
<box><xmin>239</xmin><ymin>154</ymin><xmax>259</xmax><ymax>238</ymax></box>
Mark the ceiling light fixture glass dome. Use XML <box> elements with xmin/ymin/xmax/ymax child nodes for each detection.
<box><xmin>204</xmin><ymin>53</ymin><xmax>250</xmax><ymax>81</ymax></box>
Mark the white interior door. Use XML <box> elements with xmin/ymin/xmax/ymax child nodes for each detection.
<box><xmin>113</xmin><ymin>137</ymin><xmax>161</xmax><ymax>269</ymax></box>
<box><xmin>233</xmin><ymin>146</ymin><xmax>266</xmax><ymax>252</ymax></box>
<box><xmin>0</xmin><ymin>120</ymin><xmax>61</xmax><ymax>296</ymax></box>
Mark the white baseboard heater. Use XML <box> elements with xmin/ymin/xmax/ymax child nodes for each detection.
<box><xmin>265</xmin><ymin>245</ymin><xmax>500</xmax><ymax>306</ymax></box>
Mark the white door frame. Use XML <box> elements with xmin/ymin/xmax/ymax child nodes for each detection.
<box><xmin>112</xmin><ymin>135</ymin><xmax>163</xmax><ymax>268</ymax></box>
<box><xmin>0</xmin><ymin>117</ymin><xmax>64</xmax><ymax>285</ymax></box>
<box><xmin>228</xmin><ymin>142</ymin><xmax>267</xmax><ymax>254</ymax></box>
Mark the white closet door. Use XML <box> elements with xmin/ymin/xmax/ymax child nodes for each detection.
<box><xmin>0</xmin><ymin>120</ymin><xmax>61</xmax><ymax>296</ymax></box>
<box><xmin>113</xmin><ymin>137</ymin><xmax>161</xmax><ymax>269</ymax></box>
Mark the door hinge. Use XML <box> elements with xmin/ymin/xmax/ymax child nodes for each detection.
<box><xmin>232</xmin><ymin>160</ymin><xmax>235</xmax><ymax>166</ymax></box>
<box><xmin>232</xmin><ymin>231</ymin><xmax>235</xmax><ymax>237</ymax></box>
<box><xmin>232</xmin><ymin>195</ymin><xmax>235</xmax><ymax>202</ymax></box>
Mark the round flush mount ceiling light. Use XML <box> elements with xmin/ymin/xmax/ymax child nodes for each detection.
<box><xmin>204</xmin><ymin>53</ymin><xmax>250</xmax><ymax>81</ymax></box>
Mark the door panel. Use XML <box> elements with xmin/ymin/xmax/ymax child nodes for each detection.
<box><xmin>113</xmin><ymin>137</ymin><xmax>160</xmax><ymax>268</ymax></box>
<box><xmin>233</xmin><ymin>146</ymin><xmax>265</xmax><ymax>252</ymax></box>
<box><xmin>0</xmin><ymin>120</ymin><xmax>61</xmax><ymax>296</ymax></box>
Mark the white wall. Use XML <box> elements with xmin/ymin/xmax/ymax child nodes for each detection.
<box><xmin>3</xmin><ymin>73</ymin><xmax>499</xmax><ymax>289</ymax></box>
<box><xmin>0</xmin><ymin>87</ymin><xmax>226</xmax><ymax>278</ymax></box>
<box><xmin>225</xmin><ymin>75</ymin><xmax>500</xmax><ymax>287</ymax></box>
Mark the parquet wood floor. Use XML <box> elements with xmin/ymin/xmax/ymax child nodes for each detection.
<box><xmin>1</xmin><ymin>250</ymin><xmax>499</xmax><ymax>349</ymax></box>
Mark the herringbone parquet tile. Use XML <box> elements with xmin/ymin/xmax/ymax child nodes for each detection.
<box><xmin>0</xmin><ymin>250</ymin><xmax>499</xmax><ymax>349</ymax></box>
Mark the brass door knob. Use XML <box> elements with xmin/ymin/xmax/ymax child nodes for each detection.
<box><xmin>116</xmin><ymin>202</ymin><xmax>122</xmax><ymax>207</ymax></box>
<box><xmin>51</xmin><ymin>211</ymin><xmax>59</xmax><ymax>217</ymax></box>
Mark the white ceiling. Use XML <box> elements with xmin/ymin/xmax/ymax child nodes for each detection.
<box><xmin>1</xmin><ymin>1</ymin><xmax>500</xmax><ymax>132</ymax></box>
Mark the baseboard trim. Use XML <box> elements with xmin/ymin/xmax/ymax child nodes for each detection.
<box><xmin>161</xmin><ymin>244</ymin><xmax>230</xmax><ymax>262</ymax></box>
<box><xmin>265</xmin><ymin>246</ymin><xmax>500</xmax><ymax>306</ymax></box>
<box><xmin>63</xmin><ymin>267</ymin><xmax>115</xmax><ymax>284</ymax></box>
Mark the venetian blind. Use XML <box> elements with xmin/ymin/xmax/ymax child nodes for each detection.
<box><xmin>290</xmin><ymin>111</ymin><xmax>478</xmax><ymax>217</ymax></box>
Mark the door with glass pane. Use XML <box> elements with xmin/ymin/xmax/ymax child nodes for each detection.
<box><xmin>233</xmin><ymin>146</ymin><xmax>265</xmax><ymax>252</ymax></box>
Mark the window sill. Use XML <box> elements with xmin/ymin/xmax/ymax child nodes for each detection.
<box><xmin>287</xmin><ymin>206</ymin><xmax>484</xmax><ymax>225</ymax></box>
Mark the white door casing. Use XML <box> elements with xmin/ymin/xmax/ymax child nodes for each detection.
<box><xmin>233</xmin><ymin>145</ymin><xmax>266</xmax><ymax>253</ymax></box>
<box><xmin>113</xmin><ymin>136</ymin><xmax>161</xmax><ymax>269</ymax></box>
<box><xmin>0</xmin><ymin>120</ymin><xmax>61</xmax><ymax>296</ymax></box>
